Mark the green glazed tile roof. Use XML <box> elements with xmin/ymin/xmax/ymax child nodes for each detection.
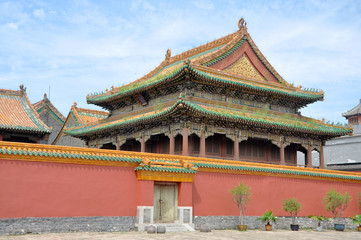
<box><xmin>191</xmin><ymin>66</ymin><xmax>323</xmax><ymax>101</ymax></box>
<box><xmin>187</xmin><ymin>101</ymin><xmax>350</xmax><ymax>135</ymax></box>
<box><xmin>65</xmin><ymin>99</ymin><xmax>351</xmax><ymax>137</ymax></box>
<box><xmin>192</xmin><ymin>161</ymin><xmax>361</xmax><ymax>181</ymax></box>
<box><xmin>86</xmin><ymin>28</ymin><xmax>323</xmax><ymax>106</ymax></box>
<box><xmin>87</xmin><ymin>64</ymin><xmax>322</xmax><ymax>105</ymax></box>
<box><xmin>135</xmin><ymin>164</ymin><xmax>197</xmax><ymax>174</ymax></box>
<box><xmin>0</xmin><ymin>145</ymin><xmax>142</xmax><ymax>164</ymax></box>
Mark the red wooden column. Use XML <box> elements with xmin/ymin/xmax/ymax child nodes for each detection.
<box><xmin>183</xmin><ymin>128</ymin><xmax>189</xmax><ymax>156</ymax></box>
<box><xmin>0</xmin><ymin>134</ymin><xmax>3</xmax><ymax>141</ymax></box>
<box><xmin>279</xmin><ymin>141</ymin><xmax>285</xmax><ymax>165</ymax></box>
<box><xmin>233</xmin><ymin>135</ymin><xmax>239</xmax><ymax>161</ymax></box>
<box><xmin>116</xmin><ymin>139</ymin><xmax>120</xmax><ymax>150</ymax></box>
<box><xmin>200</xmin><ymin>130</ymin><xmax>206</xmax><ymax>158</ymax></box>
<box><xmin>141</xmin><ymin>135</ymin><xmax>145</xmax><ymax>153</ymax></box>
<box><xmin>169</xmin><ymin>132</ymin><xmax>175</xmax><ymax>155</ymax></box>
<box><xmin>319</xmin><ymin>145</ymin><xmax>325</xmax><ymax>169</ymax></box>
<box><xmin>307</xmin><ymin>145</ymin><xmax>313</xmax><ymax>168</ymax></box>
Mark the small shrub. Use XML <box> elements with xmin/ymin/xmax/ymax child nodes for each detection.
<box><xmin>350</xmin><ymin>214</ymin><xmax>361</xmax><ymax>227</ymax></box>
<box><xmin>307</xmin><ymin>215</ymin><xmax>330</xmax><ymax>227</ymax></box>
<box><xmin>230</xmin><ymin>183</ymin><xmax>251</xmax><ymax>225</ymax></box>
<box><xmin>257</xmin><ymin>210</ymin><xmax>278</xmax><ymax>225</ymax></box>
<box><xmin>323</xmin><ymin>188</ymin><xmax>352</xmax><ymax>218</ymax></box>
<box><xmin>283</xmin><ymin>198</ymin><xmax>302</xmax><ymax>224</ymax></box>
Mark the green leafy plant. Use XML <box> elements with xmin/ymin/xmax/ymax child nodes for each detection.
<box><xmin>257</xmin><ymin>210</ymin><xmax>278</xmax><ymax>226</ymax></box>
<box><xmin>307</xmin><ymin>215</ymin><xmax>330</xmax><ymax>227</ymax></box>
<box><xmin>282</xmin><ymin>198</ymin><xmax>302</xmax><ymax>225</ymax></box>
<box><xmin>350</xmin><ymin>214</ymin><xmax>361</xmax><ymax>227</ymax></box>
<box><xmin>229</xmin><ymin>183</ymin><xmax>251</xmax><ymax>226</ymax></box>
<box><xmin>323</xmin><ymin>188</ymin><xmax>352</xmax><ymax>219</ymax></box>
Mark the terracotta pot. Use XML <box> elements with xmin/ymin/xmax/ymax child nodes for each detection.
<box><xmin>265</xmin><ymin>224</ymin><xmax>272</xmax><ymax>231</ymax></box>
<box><xmin>358</xmin><ymin>226</ymin><xmax>361</xmax><ymax>232</ymax></box>
<box><xmin>237</xmin><ymin>225</ymin><xmax>247</xmax><ymax>231</ymax></box>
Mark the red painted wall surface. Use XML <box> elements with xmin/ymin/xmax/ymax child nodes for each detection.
<box><xmin>178</xmin><ymin>182</ymin><xmax>193</xmax><ymax>206</ymax></box>
<box><xmin>193</xmin><ymin>172</ymin><xmax>361</xmax><ymax>217</ymax></box>
<box><xmin>0</xmin><ymin>159</ymin><xmax>138</xmax><ymax>218</ymax></box>
<box><xmin>137</xmin><ymin>180</ymin><xmax>154</xmax><ymax>206</ymax></box>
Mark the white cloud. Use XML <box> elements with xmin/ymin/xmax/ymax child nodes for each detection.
<box><xmin>192</xmin><ymin>0</ymin><xmax>214</xmax><ymax>10</ymax></box>
<box><xmin>33</xmin><ymin>9</ymin><xmax>45</xmax><ymax>19</ymax></box>
<box><xmin>5</xmin><ymin>22</ymin><xmax>18</xmax><ymax>30</ymax></box>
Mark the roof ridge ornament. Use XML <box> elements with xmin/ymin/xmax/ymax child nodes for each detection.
<box><xmin>238</xmin><ymin>18</ymin><xmax>247</xmax><ymax>34</ymax></box>
<box><xmin>19</xmin><ymin>84</ymin><xmax>26</xmax><ymax>94</ymax></box>
<box><xmin>72</xmin><ymin>102</ymin><xmax>77</xmax><ymax>109</ymax></box>
<box><xmin>165</xmin><ymin>49</ymin><xmax>171</xmax><ymax>61</ymax></box>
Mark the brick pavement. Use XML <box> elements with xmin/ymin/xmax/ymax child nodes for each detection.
<box><xmin>0</xmin><ymin>230</ymin><xmax>360</xmax><ymax>240</ymax></box>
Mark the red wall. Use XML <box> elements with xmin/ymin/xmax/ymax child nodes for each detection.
<box><xmin>137</xmin><ymin>180</ymin><xmax>154</xmax><ymax>206</ymax></box>
<box><xmin>193</xmin><ymin>171</ymin><xmax>361</xmax><ymax>217</ymax></box>
<box><xmin>1</xmin><ymin>157</ymin><xmax>360</xmax><ymax>220</ymax></box>
<box><xmin>0</xmin><ymin>159</ymin><xmax>138</xmax><ymax>218</ymax></box>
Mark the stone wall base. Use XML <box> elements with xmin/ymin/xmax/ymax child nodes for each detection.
<box><xmin>1</xmin><ymin>215</ymin><xmax>356</xmax><ymax>235</ymax></box>
<box><xmin>0</xmin><ymin>216</ymin><xmax>136</xmax><ymax>235</ymax></box>
<box><xmin>194</xmin><ymin>216</ymin><xmax>354</xmax><ymax>230</ymax></box>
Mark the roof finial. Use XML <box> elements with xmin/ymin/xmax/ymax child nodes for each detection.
<box><xmin>72</xmin><ymin>102</ymin><xmax>77</xmax><ymax>109</ymax></box>
<box><xmin>19</xmin><ymin>84</ymin><xmax>26</xmax><ymax>94</ymax></box>
<box><xmin>165</xmin><ymin>49</ymin><xmax>171</xmax><ymax>61</ymax></box>
<box><xmin>238</xmin><ymin>18</ymin><xmax>247</xmax><ymax>33</ymax></box>
<box><xmin>44</xmin><ymin>93</ymin><xmax>47</xmax><ymax>100</ymax></box>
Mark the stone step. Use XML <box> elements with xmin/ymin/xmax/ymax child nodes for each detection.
<box><xmin>154</xmin><ymin>223</ymin><xmax>195</xmax><ymax>232</ymax></box>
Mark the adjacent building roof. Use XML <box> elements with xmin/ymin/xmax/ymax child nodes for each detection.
<box><xmin>343</xmin><ymin>99</ymin><xmax>361</xmax><ymax>118</ymax></box>
<box><xmin>0</xmin><ymin>87</ymin><xmax>51</xmax><ymax>135</ymax></box>
<box><xmin>52</xmin><ymin>102</ymin><xmax>108</xmax><ymax>144</ymax></box>
<box><xmin>33</xmin><ymin>93</ymin><xmax>66</xmax><ymax>125</ymax></box>
<box><xmin>87</xmin><ymin>19</ymin><xmax>323</xmax><ymax>109</ymax></box>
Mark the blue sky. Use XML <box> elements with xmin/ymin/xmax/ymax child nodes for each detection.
<box><xmin>0</xmin><ymin>0</ymin><xmax>360</xmax><ymax>123</ymax></box>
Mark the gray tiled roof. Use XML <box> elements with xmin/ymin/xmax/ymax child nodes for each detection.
<box><xmin>343</xmin><ymin>99</ymin><xmax>361</xmax><ymax>117</ymax></box>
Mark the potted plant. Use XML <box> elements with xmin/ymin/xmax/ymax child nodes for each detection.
<box><xmin>308</xmin><ymin>215</ymin><xmax>330</xmax><ymax>231</ymax></box>
<box><xmin>323</xmin><ymin>188</ymin><xmax>352</xmax><ymax>231</ymax></box>
<box><xmin>257</xmin><ymin>210</ymin><xmax>278</xmax><ymax>231</ymax></box>
<box><xmin>282</xmin><ymin>198</ymin><xmax>302</xmax><ymax>231</ymax></box>
<box><xmin>229</xmin><ymin>183</ymin><xmax>251</xmax><ymax>231</ymax></box>
<box><xmin>350</xmin><ymin>214</ymin><xmax>361</xmax><ymax>232</ymax></box>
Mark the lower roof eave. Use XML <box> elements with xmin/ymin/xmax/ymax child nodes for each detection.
<box><xmin>65</xmin><ymin>100</ymin><xmax>351</xmax><ymax>142</ymax></box>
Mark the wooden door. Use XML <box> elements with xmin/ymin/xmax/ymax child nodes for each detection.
<box><xmin>153</xmin><ymin>184</ymin><xmax>178</xmax><ymax>222</ymax></box>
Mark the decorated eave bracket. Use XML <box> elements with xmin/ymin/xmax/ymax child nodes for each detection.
<box><xmin>136</xmin><ymin>93</ymin><xmax>148</xmax><ymax>106</ymax></box>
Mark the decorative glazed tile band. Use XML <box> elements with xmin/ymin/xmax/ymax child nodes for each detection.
<box><xmin>0</xmin><ymin>141</ymin><xmax>361</xmax><ymax>183</ymax></box>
